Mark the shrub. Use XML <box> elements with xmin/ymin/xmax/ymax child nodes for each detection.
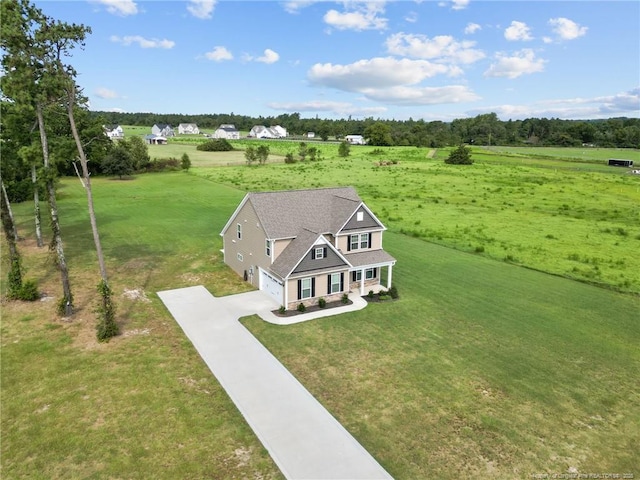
<box><xmin>284</xmin><ymin>153</ymin><xmax>296</xmax><ymax>164</ymax></box>
<box><xmin>379</xmin><ymin>294</ymin><xmax>391</xmax><ymax>301</ymax></box>
<box><xmin>318</xmin><ymin>297</ymin><xmax>326</xmax><ymax>308</ymax></box>
<box><xmin>145</xmin><ymin>158</ymin><xmax>180</xmax><ymax>172</ymax></box>
<box><xmin>475</xmin><ymin>245</ymin><xmax>485</xmax><ymax>253</ymax></box>
<box><xmin>96</xmin><ymin>280</ymin><xmax>119</xmax><ymax>342</ymax></box>
<box><xmin>181</xmin><ymin>153</ymin><xmax>191</xmax><ymax>171</ymax></box>
<box><xmin>389</xmin><ymin>285</ymin><xmax>399</xmax><ymax>299</ymax></box>
<box><xmin>341</xmin><ymin>293</ymin><xmax>349</xmax><ymax>304</ymax></box>
<box><xmin>297</xmin><ymin>303</ymin><xmax>306</xmax><ymax>313</ymax></box>
<box><xmin>278</xmin><ymin>305</ymin><xmax>286</xmax><ymax>315</ymax></box>
<box><xmin>368</xmin><ymin>290</ymin><xmax>375</xmax><ymax>298</ymax></box>
<box><xmin>17</xmin><ymin>280</ymin><xmax>39</xmax><ymax>301</ymax></box>
<box><xmin>6</xmin><ymin>257</ymin><xmax>23</xmax><ymax>300</ymax></box>
<box><xmin>197</xmin><ymin>139</ymin><xmax>234</xmax><ymax>152</ymax></box>
<box><xmin>445</xmin><ymin>145</ymin><xmax>473</xmax><ymax>165</ymax></box>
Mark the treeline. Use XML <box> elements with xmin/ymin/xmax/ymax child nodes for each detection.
<box><xmin>93</xmin><ymin>111</ymin><xmax>640</xmax><ymax>148</ymax></box>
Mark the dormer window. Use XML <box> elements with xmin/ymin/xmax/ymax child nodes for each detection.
<box><xmin>315</xmin><ymin>247</ymin><xmax>325</xmax><ymax>259</ymax></box>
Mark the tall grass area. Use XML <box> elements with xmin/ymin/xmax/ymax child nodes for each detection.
<box><xmin>194</xmin><ymin>144</ymin><xmax>640</xmax><ymax>293</ymax></box>
<box><xmin>1</xmin><ymin>172</ymin><xmax>637</xmax><ymax>478</ymax></box>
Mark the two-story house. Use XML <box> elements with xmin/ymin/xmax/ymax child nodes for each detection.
<box><xmin>220</xmin><ymin>187</ymin><xmax>396</xmax><ymax>310</ymax></box>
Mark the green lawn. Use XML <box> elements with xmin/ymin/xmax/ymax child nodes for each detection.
<box><xmin>2</xmin><ymin>165</ymin><xmax>639</xmax><ymax>478</ymax></box>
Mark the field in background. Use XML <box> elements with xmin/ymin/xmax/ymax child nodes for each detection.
<box><xmin>2</xmin><ymin>173</ymin><xmax>638</xmax><ymax>478</ymax></box>
<box><xmin>192</xmin><ymin>143</ymin><xmax>640</xmax><ymax>293</ymax></box>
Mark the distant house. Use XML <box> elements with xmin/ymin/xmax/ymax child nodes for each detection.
<box><xmin>345</xmin><ymin>134</ymin><xmax>365</xmax><ymax>145</ymax></box>
<box><xmin>104</xmin><ymin>125</ymin><xmax>124</xmax><ymax>140</ymax></box>
<box><xmin>213</xmin><ymin>124</ymin><xmax>240</xmax><ymax>140</ymax></box>
<box><xmin>178</xmin><ymin>123</ymin><xmax>200</xmax><ymax>135</ymax></box>
<box><xmin>151</xmin><ymin>124</ymin><xmax>175</xmax><ymax>137</ymax></box>
<box><xmin>306</xmin><ymin>132</ymin><xmax>315</xmax><ymax>138</ymax></box>
<box><xmin>220</xmin><ymin>187</ymin><xmax>396</xmax><ymax>310</ymax></box>
<box><xmin>144</xmin><ymin>134</ymin><xmax>167</xmax><ymax>145</ymax></box>
<box><xmin>608</xmin><ymin>159</ymin><xmax>634</xmax><ymax>167</ymax></box>
<box><xmin>248</xmin><ymin>125</ymin><xmax>286</xmax><ymax>139</ymax></box>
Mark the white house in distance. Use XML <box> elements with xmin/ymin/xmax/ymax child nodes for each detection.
<box><xmin>248</xmin><ymin>125</ymin><xmax>287</xmax><ymax>139</ymax></box>
<box><xmin>151</xmin><ymin>124</ymin><xmax>175</xmax><ymax>137</ymax></box>
<box><xmin>345</xmin><ymin>134</ymin><xmax>365</xmax><ymax>145</ymax></box>
<box><xmin>220</xmin><ymin>186</ymin><xmax>396</xmax><ymax>310</ymax></box>
<box><xmin>213</xmin><ymin>124</ymin><xmax>240</xmax><ymax>140</ymax></box>
<box><xmin>178</xmin><ymin>123</ymin><xmax>200</xmax><ymax>135</ymax></box>
<box><xmin>104</xmin><ymin>125</ymin><xmax>124</xmax><ymax>140</ymax></box>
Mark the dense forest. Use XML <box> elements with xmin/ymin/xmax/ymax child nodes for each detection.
<box><xmin>93</xmin><ymin>111</ymin><xmax>640</xmax><ymax>148</ymax></box>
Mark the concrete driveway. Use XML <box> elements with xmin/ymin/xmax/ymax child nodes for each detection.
<box><xmin>157</xmin><ymin>286</ymin><xmax>392</xmax><ymax>480</ymax></box>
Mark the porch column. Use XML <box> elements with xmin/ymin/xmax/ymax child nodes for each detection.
<box><xmin>360</xmin><ymin>268</ymin><xmax>365</xmax><ymax>296</ymax></box>
<box><xmin>387</xmin><ymin>264</ymin><xmax>393</xmax><ymax>289</ymax></box>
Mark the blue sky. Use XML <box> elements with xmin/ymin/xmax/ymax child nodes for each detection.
<box><xmin>34</xmin><ymin>0</ymin><xmax>640</xmax><ymax>121</ymax></box>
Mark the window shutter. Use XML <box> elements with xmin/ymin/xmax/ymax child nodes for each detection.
<box><xmin>347</xmin><ymin>235</ymin><xmax>351</xmax><ymax>251</ymax></box>
<box><xmin>323</xmin><ymin>247</ymin><xmax>328</xmax><ymax>258</ymax></box>
<box><xmin>311</xmin><ymin>278</ymin><xmax>316</xmax><ymax>297</ymax></box>
<box><xmin>352</xmin><ymin>271</ymin><xmax>356</xmax><ymax>282</ymax></box>
<box><xmin>327</xmin><ymin>275</ymin><xmax>331</xmax><ymax>294</ymax></box>
<box><xmin>340</xmin><ymin>273</ymin><xmax>344</xmax><ymax>292</ymax></box>
<box><xmin>368</xmin><ymin>234</ymin><xmax>372</xmax><ymax>248</ymax></box>
<box><xmin>297</xmin><ymin>280</ymin><xmax>302</xmax><ymax>300</ymax></box>
<box><xmin>374</xmin><ymin>268</ymin><xmax>378</xmax><ymax>278</ymax></box>
<box><xmin>311</xmin><ymin>249</ymin><xmax>316</xmax><ymax>260</ymax></box>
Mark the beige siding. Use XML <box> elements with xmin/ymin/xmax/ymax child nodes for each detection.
<box><xmin>273</xmin><ymin>238</ymin><xmax>293</xmax><ymax>258</ymax></box>
<box><xmin>336</xmin><ymin>231</ymin><xmax>383</xmax><ymax>252</ymax></box>
<box><xmin>222</xmin><ymin>201</ymin><xmax>270</xmax><ymax>286</ymax></box>
<box><xmin>285</xmin><ymin>269</ymin><xmax>349</xmax><ymax>310</ymax></box>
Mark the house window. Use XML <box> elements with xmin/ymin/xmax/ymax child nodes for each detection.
<box><xmin>237</xmin><ymin>253</ymin><xmax>243</xmax><ymax>262</ymax></box>
<box><xmin>330</xmin><ymin>273</ymin><xmax>342</xmax><ymax>294</ymax></box>
<box><xmin>352</xmin><ymin>271</ymin><xmax>362</xmax><ymax>282</ymax></box>
<box><xmin>349</xmin><ymin>233</ymin><xmax>370</xmax><ymax>251</ymax></box>
<box><xmin>265</xmin><ymin>240</ymin><xmax>271</xmax><ymax>257</ymax></box>
<box><xmin>237</xmin><ymin>223</ymin><xmax>242</xmax><ymax>240</ymax></box>
<box><xmin>366</xmin><ymin>268</ymin><xmax>377</xmax><ymax>279</ymax></box>
<box><xmin>300</xmin><ymin>278</ymin><xmax>312</xmax><ymax>299</ymax></box>
<box><xmin>315</xmin><ymin>247</ymin><xmax>324</xmax><ymax>259</ymax></box>
<box><xmin>360</xmin><ymin>233</ymin><xmax>369</xmax><ymax>249</ymax></box>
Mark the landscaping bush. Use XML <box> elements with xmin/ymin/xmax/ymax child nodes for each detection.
<box><xmin>17</xmin><ymin>279</ymin><xmax>39</xmax><ymax>301</ymax></box>
<box><xmin>389</xmin><ymin>285</ymin><xmax>399</xmax><ymax>299</ymax></box>
<box><xmin>145</xmin><ymin>158</ymin><xmax>180</xmax><ymax>172</ymax></box>
<box><xmin>341</xmin><ymin>293</ymin><xmax>349</xmax><ymax>304</ymax></box>
<box><xmin>378</xmin><ymin>294</ymin><xmax>391</xmax><ymax>301</ymax></box>
<box><xmin>197</xmin><ymin>139</ymin><xmax>234</xmax><ymax>152</ymax></box>
<box><xmin>368</xmin><ymin>290</ymin><xmax>375</xmax><ymax>298</ymax></box>
<box><xmin>278</xmin><ymin>305</ymin><xmax>286</xmax><ymax>315</ymax></box>
<box><xmin>318</xmin><ymin>297</ymin><xmax>326</xmax><ymax>308</ymax></box>
<box><xmin>297</xmin><ymin>303</ymin><xmax>306</xmax><ymax>313</ymax></box>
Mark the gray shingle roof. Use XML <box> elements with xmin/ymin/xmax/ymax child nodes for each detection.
<box><xmin>248</xmin><ymin>187</ymin><xmax>364</xmax><ymax>239</ymax></box>
<box><xmin>269</xmin><ymin>229</ymin><xmax>318</xmax><ymax>278</ymax></box>
<box><xmin>343</xmin><ymin>249</ymin><xmax>396</xmax><ymax>267</ymax></box>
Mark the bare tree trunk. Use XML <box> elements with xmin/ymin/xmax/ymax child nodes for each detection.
<box><xmin>1</xmin><ymin>182</ymin><xmax>19</xmax><ymax>242</ymax></box>
<box><xmin>1</xmin><ymin>181</ymin><xmax>23</xmax><ymax>298</ymax></box>
<box><xmin>32</xmin><ymin>164</ymin><xmax>44</xmax><ymax>247</ymax></box>
<box><xmin>36</xmin><ymin>102</ymin><xmax>73</xmax><ymax>315</ymax></box>
<box><xmin>65</xmin><ymin>91</ymin><xmax>108</xmax><ymax>285</ymax></box>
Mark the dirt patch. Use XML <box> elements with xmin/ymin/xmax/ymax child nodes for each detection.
<box><xmin>122</xmin><ymin>288</ymin><xmax>151</xmax><ymax>303</ymax></box>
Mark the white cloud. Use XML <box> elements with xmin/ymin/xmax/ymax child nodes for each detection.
<box><xmin>361</xmin><ymin>85</ymin><xmax>480</xmax><ymax>105</ymax></box>
<box><xmin>204</xmin><ymin>46</ymin><xmax>233</xmax><ymax>61</ymax></box>
<box><xmin>92</xmin><ymin>0</ymin><xmax>138</xmax><ymax>16</ymax></box>
<box><xmin>110</xmin><ymin>35</ymin><xmax>175</xmax><ymax>49</ymax></box>
<box><xmin>308</xmin><ymin>57</ymin><xmax>455</xmax><ymax>91</ymax></box>
<box><xmin>405</xmin><ymin>11</ymin><xmax>418</xmax><ymax>23</ymax></box>
<box><xmin>385</xmin><ymin>33</ymin><xmax>485</xmax><ymax>64</ymax></box>
<box><xmin>105</xmin><ymin>107</ymin><xmax>126</xmax><ymax>113</ymax></box>
<box><xmin>548</xmin><ymin>17</ymin><xmax>588</xmax><ymax>40</ymax></box>
<box><xmin>504</xmin><ymin>21</ymin><xmax>533</xmax><ymax>41</ymax></box>
<box><xmin>323</xmin><ymin>3</ymin><xmax>388</xmax><ymax>31</ymax></box>
<box><xmin>484</xmin><ymin>49</ymin><xmax>545</xmax><ymax>79</ymax></box>
<box><xmin>439</xmin><ymin>0</ymin><xmax>470</xmax><ymax>10</ymax></box>
<box><xmin>256</xmin><ymin>49</ymin><xmax>280</xmax><ymax>64</ymax></box>
<box><xmin>187</xmin><ymin>0</ymin><xmax>216</xmax><ymax>19</ymax></box>
<box><xmin>468</xmin><ymin>88</ymin><xmax>640</xmax><ymax>120</ymax></box>
<box><xmin>282</xmin><ymin>1</ymin><xmax>319</xmax><ymax>14</ymax></box>
<box><xmin>95</xmin><ymin>87</ymin><xmax>120</xmax><ymax>99</ymax></box>
<box><xmin>267</xmin><ymin>100</ymin><xmax>387</xmax><ymax>117</ymax></box>
<box><xmin>464</xmin><ymin>22</ymin><xmax>481</xmax><ymax>34</ymax></box>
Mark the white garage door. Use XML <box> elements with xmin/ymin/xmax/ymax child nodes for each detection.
<box><xmin>260</xmin><ymin>268</ymin><xmax>283</xmax><ymax>304</ymax></box>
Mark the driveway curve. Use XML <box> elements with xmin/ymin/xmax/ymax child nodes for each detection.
<box><xmin>158</xmin><ymin>285</ymin><xmax>392</xmax><ymax>480</ymax></box>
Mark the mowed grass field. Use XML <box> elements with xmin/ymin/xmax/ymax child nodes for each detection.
<box><xmin>2</xmin><ymin>146</ymin><xmax>639</xmax><ymax>478</ymax></box>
